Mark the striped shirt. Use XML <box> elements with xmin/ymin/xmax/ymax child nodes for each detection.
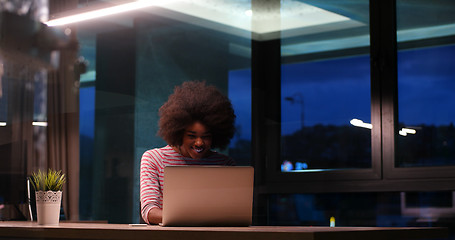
<box><xmin>140</xmin><ymin>145</ymin><xmax>234</xmax><ymax>224</ymax></box>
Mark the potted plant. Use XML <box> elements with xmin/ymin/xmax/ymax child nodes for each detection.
<box><xmin>29</xmin><ymin>169</ymin><xmax>66</xmax><ymax>225</ymax></box>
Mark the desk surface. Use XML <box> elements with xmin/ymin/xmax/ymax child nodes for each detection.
<box><xmin>0</xmin><ymin>221</ymin><xmax>448</xmax><ymax>240</ymax></box>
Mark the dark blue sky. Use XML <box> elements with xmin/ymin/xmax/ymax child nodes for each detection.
<box><xmin>80</xmin><ymin>86</ymin><xmax>95</xmax><ymax>138</ymax></box>
<box><xmin>398</xmin><ymin>45</ymin><xmax>455</xmax><ymax>126</ymax></box>
<box><xmin>280</xmin><ymin>55</ymin><xmax>371</xmax><ymax>134</ymax></box>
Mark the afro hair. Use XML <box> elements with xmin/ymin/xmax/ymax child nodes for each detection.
<box><xmin>158</xmin><ymin>81</ymin><xmax>236</xmax><ymax>150</ymax></box>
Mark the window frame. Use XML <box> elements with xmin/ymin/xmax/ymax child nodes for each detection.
<box><xmin>252</xmin><ymin>0</ymin><xmax>455</xmax><ymax>195</ymax></box>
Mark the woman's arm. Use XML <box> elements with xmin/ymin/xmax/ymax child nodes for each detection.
<box><xmin>140</xmin><ymin>150</ymin><xmax>164</xmax><ymax>224</ymax></box>
<box><xmin>147</xmin><ymin>207</ymin><xmax>163</xmax><ymax>225</ymax></box>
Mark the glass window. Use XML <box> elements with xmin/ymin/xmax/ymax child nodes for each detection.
<box><xmin>79</xmin><ymin>85</ymin><xmax>95</xmax><ymax>220</ymax></box>
<box><xmin>229</xmin><ymin>69</ymin><xmax>252</xmax><ymax>166</ymax></box>
<box><xmin>76</xmin><ymin>1</ymin><xmax>252</xmax><ymax>222</ymax></box>
<box><xmin>396</xmin><ymin>0</ymin><xmax>455</xmax><ymax>168</ymax></box>
<box><xmin>78</xmin><ymin>32</ymin><xmax>96</xmax><ymax>221</ymax></box>
<box><xmin>280</xmin><ymin>0</ymin><xmax>371</xmax><ymax>172</ymax></box>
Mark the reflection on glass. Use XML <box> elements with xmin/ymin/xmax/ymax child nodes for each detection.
<box><xmin>396</xmin><ymin>0</ymin><xmax>455</xmax><ymax>168</ymax></box>
<box><xmin>268</xmin><ymin>191</ymin><xmax>455</xmax><ymax>228</ymax></box>
<box><xmin>350</xmin><ymin>118</ymin><xmax>372</xmax><ymax>129</ymax></box>
<box><xmin>401</xmin><ymin>191</ymin><xmax>455</xmax><ymax>221</ymax></box>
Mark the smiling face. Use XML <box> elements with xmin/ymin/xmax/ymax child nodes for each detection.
<box><xmin>178</xmin><ymin>121</ymin><xmax>213</xmax><ymax>159</ymax></box>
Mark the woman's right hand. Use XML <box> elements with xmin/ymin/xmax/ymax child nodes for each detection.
<box><xmin>147</xmin><ymin>207</ymin><xmax>163</xmax><ymax>225</ymax></box>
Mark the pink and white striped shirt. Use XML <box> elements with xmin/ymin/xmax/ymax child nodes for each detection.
<box><xmin>140</xmin><ymin>145</ymin><xmax>234</xmax><ymax>224</ymax></box>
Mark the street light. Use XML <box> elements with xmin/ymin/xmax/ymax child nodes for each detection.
<box><xmin>285</xmin><ymin>92</ymin><xmax>304</xmax><ymax>129</ymax></box>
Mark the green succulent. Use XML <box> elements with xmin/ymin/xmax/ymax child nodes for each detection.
<box><xmin>30</xmin><ymin>169</ymin><xmax>66</xmax><ymax>191</ymax></box>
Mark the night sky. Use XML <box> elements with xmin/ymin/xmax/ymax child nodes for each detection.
<box><xmin>228</xmin><ymin>44</ymin><xmax>455</xmax><ymax>141</ymax></box>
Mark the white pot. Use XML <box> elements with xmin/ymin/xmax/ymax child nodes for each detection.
<box><xmin>35</xmin><ymin>191</ymin><xmax>62</xmax><ymax>225</ymax></box>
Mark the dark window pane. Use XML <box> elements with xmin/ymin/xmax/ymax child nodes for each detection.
<box><xmin>396</xmin><ymin>45</ymin><xmax>455</xmax><ymax>167</ymax></box>
<box><xmin>281</xmin><ymin>57</ymin><xmax>371</xmax><ymax>171</ymax></box>
<box><xmin>396</xmin><ymin>0</ymin><xmax>455</xmax><ymax>168</ymax></box>
<box><xmin>280</xmin><ymin>0</ymin><xmax>371</xmax><ymax>172</ymax></box>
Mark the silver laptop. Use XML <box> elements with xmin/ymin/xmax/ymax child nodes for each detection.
<box><xmin>161</xmin><ymin>166</ymin><xmax>254</xmax><ymax>227</ymax></box>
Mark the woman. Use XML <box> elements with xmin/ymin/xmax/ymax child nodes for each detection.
<box><xmin>140</xmin><ymin>81</ymin><xmax>236</xmax><ymax>224</ymax></box>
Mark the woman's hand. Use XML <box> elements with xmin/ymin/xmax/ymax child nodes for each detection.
<box><xmin>147</xmin><ymin>207</ymin><xmax>163</xmax><ymax>225</ymax></box>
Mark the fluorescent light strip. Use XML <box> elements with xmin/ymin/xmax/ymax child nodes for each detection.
<box><xmin>45</xmin><ymin>1</ymin><xmax>163</xmax><ymax>26</ymax></box>
<box><xmin>32</xmin><ymin>122</ymin><xmax>48</xmax><ymax>127</ymax></box>
<box><xmin>399</xmin><ymin>128</ymin><xmax>417</xmax><ymax>136</ymax></box>
<box><xmin>401</xmin><ymin>128</ymin><xmax>416</xmax><ymax>134</ymax></box>
<box><xmin>351</xmin><ymin>118</ymin><xmax>418</xmax><ymax>137</ymax></box>
<box><xmin>0</xmin><ymin>122</ymin><xmax>48</xmax><ymax>127</ymax></box>
<box><xmin>350</xmin><ymin>118</ymin><xmax>372</xmax><ymax>129</ymax></box>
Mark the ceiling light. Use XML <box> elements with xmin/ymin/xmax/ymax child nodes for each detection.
<box><xmin>45</xmin><ymin>0</ymin><xmax>170</xmax><ymax>27</ymax></box>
